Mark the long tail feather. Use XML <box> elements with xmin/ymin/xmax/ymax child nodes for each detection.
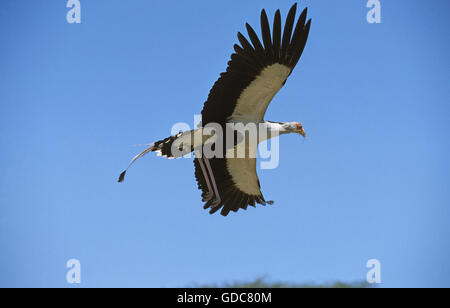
<box><xmin>117</xmin><ymin>144</ymin><xmax>155</xmax><ymax>183</ymax></box>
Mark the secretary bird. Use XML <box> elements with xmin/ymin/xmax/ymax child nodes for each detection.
<box><xmin>119</xmin><ymin>3</ymin><xmax>311</xmax><ymax>216</ymax></box>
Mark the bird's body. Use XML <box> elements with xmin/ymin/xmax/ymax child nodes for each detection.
<box><xmin>119</xmin><ymin>3</ymin><xmax>311</xmax><ymax>216</ymax></box>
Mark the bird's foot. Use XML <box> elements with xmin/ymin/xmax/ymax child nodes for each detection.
<box><xmin>210</xmin><ymin>198</ymin><xmax>222</xmax><ymax>209</ymax></box>
<box><xmin>259</xmin><ymin>199</ymin><xmax>275</xmax><ymax>206</ymax></box>
<box><xmin>202</xmin><ymin>192</ymin><xmax>214</xmax><ymax>202</ymax></box>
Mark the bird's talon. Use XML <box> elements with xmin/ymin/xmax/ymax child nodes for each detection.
<box><xmin>210</xmin><ymin>199</ymin><xmax>221</xmax><ymax>209</ymax></box>
<box><xmin>202</xmin><ymin>192</ymin><xmax>214</xmax><ymax>202</ymax></box>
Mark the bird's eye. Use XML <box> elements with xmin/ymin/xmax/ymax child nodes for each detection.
<box><xmin>296</xmin><ymin>123</ymin><xmax>303</xmax><ymax>130</ymax></box>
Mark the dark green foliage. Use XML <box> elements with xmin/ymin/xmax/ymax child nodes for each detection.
<box><xmin>195</xmin><ymin>277</ymin><xmax>372</xmax><ymax>289</ymax></box>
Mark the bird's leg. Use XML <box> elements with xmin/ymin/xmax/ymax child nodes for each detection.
<box><xmin>196</xmin><ymin>154</ymin><xmax>214</xmax><ymax>202</ymax></box>
<box><xmin>202</xmin><ymin>156</ymin><xmax>221</xmax><ymax>208</ymax></box>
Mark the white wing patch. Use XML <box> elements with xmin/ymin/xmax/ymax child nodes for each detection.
<box><xmin>226</xmin><ymin>63</ymin><xmax>291</xmax><ymax>196</ymax></box>
<box><xmin>229</xmin><ymin>63</ymin><xmax>291</xmax><ymax>123</ymax></box>
<box><xmin>226</xmin><ymin>156</ymin><xmax>261</xmax><ymax>196</ymax></box>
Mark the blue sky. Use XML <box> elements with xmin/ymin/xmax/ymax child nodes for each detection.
<box><xmin>0</xmin><ymin>0</ymin><xmax>449</xmax><ymax>288</ymax></box>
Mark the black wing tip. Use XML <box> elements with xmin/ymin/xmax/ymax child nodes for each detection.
<box><xmin>245</xmin><ymin>23</ymin><xmax>253</xmax><ymax>34</ymax></box>
<box><xmin>203</xmin><ymin>194</ymin><xmax>272</xmax><ymax>216</ymax></box>
<box><xmin>219</xmin><ymin>208</ymin><xmax>230</xmax><ymax>216</ymax></box>
<box><xmin>302</xmin><ymin>7</ymin><xmax>308</xmax><ymax>16</ymax></box>
<box><xmin>304</xmin><ymin>19</ymin><xmax>312</xmax><ymax>36</ymax></box>
<box><xmin>290</xmin><ymin>2</ymin><xmax>298</xmax><ymax>11</ymax></box>
<box><xmin>237</xmin><ymin>31</ymin><xmax>245</xmax><ymax>41</ymax></box>
<box><xmin>210</xmin><ymin>205</ymin><xmax>223</xmax><ymax>215</ymax></box>
<box><xmin>217</xmin><ymin>199</ymin><xmax>273</xmax><ymax>216</ymax></box>
<box><xmin>118</xmin><ymin>170</ymin><xmax>126</xmax><ymax>183</ymax></box>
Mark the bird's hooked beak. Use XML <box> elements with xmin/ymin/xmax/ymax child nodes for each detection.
<box><xmin>296</xmin><ymin>123</ymin><xmax>306</xmax><ymax>138</ymax></box>
<box><xmin>299</xmin><ymin>128</ymin><xmax>306</xmax><ymax>138</ymax></box>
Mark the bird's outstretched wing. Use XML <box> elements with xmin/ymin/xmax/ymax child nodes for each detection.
<box><xmin>195</xmin><ymin>4</ymin><xmax>311</xmax><ymax>216</ymax></box>
<box><xmin>200</xmin><ymin>3</ymin><xmax>311</xmax><ymax>125</ymax></box>
<box><xmin>194</xmin><ymin>157</ymin><xmax>273</xmax><ymax>216</ymax></box>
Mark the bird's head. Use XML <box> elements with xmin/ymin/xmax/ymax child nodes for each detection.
<box><xmin>283</xmin><ymin>122</ymin><xmax>306</xmax><ymax>138</ymax></box>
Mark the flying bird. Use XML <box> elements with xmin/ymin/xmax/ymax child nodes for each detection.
<box><xmin>119</xmin><ymin>3</ymin><xmax>311</xmax><ymax>216</ymax></box>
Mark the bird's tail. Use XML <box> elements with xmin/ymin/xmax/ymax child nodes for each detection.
<box><xmin>118</xmin><ymin>130</ymin><xmax>199</xmax><ymax>183</ymax></box>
